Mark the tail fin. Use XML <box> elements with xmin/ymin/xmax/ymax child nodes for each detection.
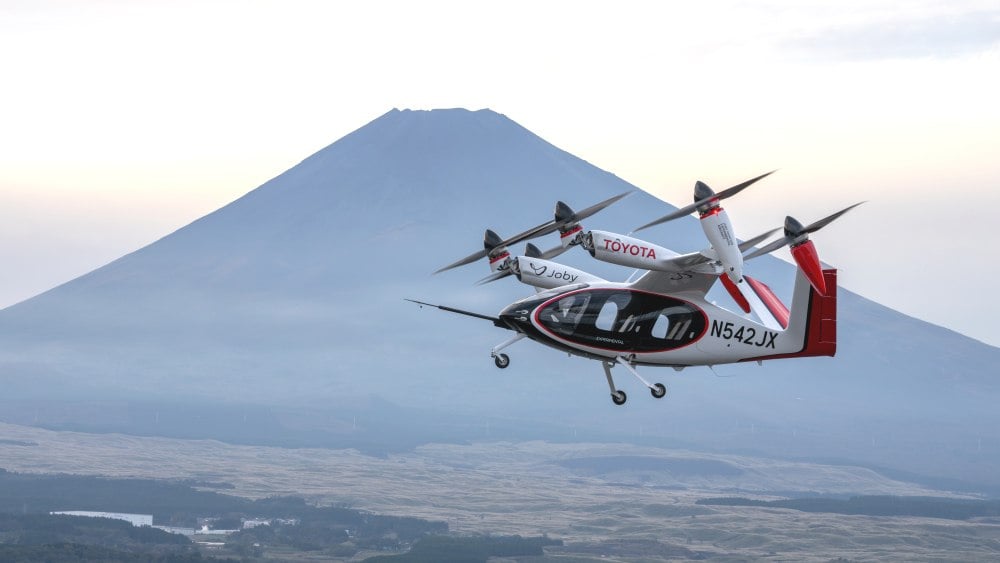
<box><xmin>745</xmin><ymin>268</ymin><xmax>837</xmax><ymax>361</ymax></box>
<box><xmin>797</xmin><ymin>268</ymin><xmax>837</xmax><ymax>357</ymax></box>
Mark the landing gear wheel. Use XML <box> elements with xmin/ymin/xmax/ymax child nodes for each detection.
<box><xmin>651</xmin><ymin>383</ymin><xmax>667</xmax><ymax>399</ymax></box>
<box><xmin>494</xmin><ymin>353</ymin><xmax>510</xmax><ymax>369</ymax></box>
<box><xmin>611</xmin><ymin>390</ymin><xmax>627</xmax><ymax>406</ymax></box>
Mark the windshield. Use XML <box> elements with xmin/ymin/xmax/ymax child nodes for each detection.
<box><xmin>537</xmin><ymin>289</ymin><xmax>706</xmax><ymax>352</ymax></box>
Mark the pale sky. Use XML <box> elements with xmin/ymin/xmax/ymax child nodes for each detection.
<box><xmin>2</xmin><ymin>0</ymin><xmax>999</xmax><ymax>346</ymax></box>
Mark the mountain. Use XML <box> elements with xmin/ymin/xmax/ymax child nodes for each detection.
<box><xmin>1</xmin><ymin>108</ymin><xmax>997</xmax><ymax>491</ymax></box>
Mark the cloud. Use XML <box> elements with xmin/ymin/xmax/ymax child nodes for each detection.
<box><xmin>785</xmin><ymin>10</ymin><xmax>1000</xmax><ymax>61</ymax></box>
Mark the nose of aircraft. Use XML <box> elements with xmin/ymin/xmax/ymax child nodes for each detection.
<box><xmin>498</xmin><ymin>303</ymin><xmax>534</xmax><ymax>332</ymax></box>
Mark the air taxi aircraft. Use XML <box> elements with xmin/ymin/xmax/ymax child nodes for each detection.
<box><xmin>412</xmin><ymin>172</ymin><xmax>860</xmax><ymax>405</ymax></box>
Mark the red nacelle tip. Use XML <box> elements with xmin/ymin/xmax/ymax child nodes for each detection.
<box><xmin>790</xmin><ymin>240</ymin><xmax>827</xmax><ymax>295</ymax></box>
<box><xmin>719</xmin><ymin>273</ymin><xmax>751</xmax><ymax>313</ymax></box>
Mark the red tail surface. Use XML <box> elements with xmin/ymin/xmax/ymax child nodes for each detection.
<box><xmin>744</xmin><ymin>268</ymin><xmax>837</xmax><ymax>361</ymax></box>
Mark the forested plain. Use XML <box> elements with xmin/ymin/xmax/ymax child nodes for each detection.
<box><xmin>0</xmin><ymin>469</ymin><xmax>448</xmax><ymax>560</ymax></box>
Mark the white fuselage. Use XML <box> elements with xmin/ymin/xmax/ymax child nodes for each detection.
<box><xmin>498</xmin><ymin>277</ymin><xmax>811</xmax><ymax>367</ymax></box>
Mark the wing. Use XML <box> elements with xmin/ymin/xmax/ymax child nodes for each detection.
<box><xmin>657</xmin><ymin>250</ymin><xmax>715</xmax><ymax>270</ymax></box>
<box><xmin>626</xmin><ymin>229</ymin><xmax>778</xmax><ymax>294</ymax></box>
<box><xmin>629</xmin><ymin>269</ymin><xmax>719</xmax><ymax>296</ymax></box>
<box><xmin>654</xmin><ymin>229</ymin><xmax>776</xmax><ymax>269</ymax></box>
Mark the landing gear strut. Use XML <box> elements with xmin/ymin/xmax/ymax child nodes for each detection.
<box><xmin>491</xmin><ymin>333</ymin><xmax>524</xmax><ymax>370</ymax></box>
<box><xmin>603</xmin><ymin>357</ymin><xmax>668</xmax><ymax>405</ymax></box>
<box><xmin>603</xmin><ymin>362</ymin><xmax>626</xmax><ymax>405</ymax></box>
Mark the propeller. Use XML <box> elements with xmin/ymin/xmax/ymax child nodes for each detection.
<box><xmin>476</xmin><ymin>269</ymin><xmax>512</xmax><ymax>286</ymax></box>
<box><xmin>436</xmin><ymin>191</ymin><xmax>631</xmax><ymax>274</ymax></box>
<box><xmin>634</xmin><ymin>170</ymin><xmax>777</xmax><ymax>232</ymax></box>
<box><xmin>743</xmin><ymin>202</ymin><xmax>865</xmax><ymax>260</ymax></box>
<box><xmin>558</xmin><ymin>190</ymin><xmax>633</xmax><ymax>226</ymax></box>
<box><xmin>526</xmin><ymin>242</ymin><xmax>570</xmax><ymax>261</ymax></box>
<box><xmin>476</xmin><ymin>242</ymin><xmax>569</xmax><ymax>285</ymax></box>
<box><xmin>435</xmin><ymin>225</ymin><xmax>553</xmax><ymax>274</ymax></box>
<box><xmin>524</xmin><ymin>242</ymin><xmax>543</xmax><ymax>258</ymax></box>
<box><xmin>743</xmin><ymin>202</ymin><xmax>864</xmax><ymax>295</ymax></box>
<box><xmin>738</xmin><ymin>228</ymin><xmax>781</xmax><ymax>253</ymax></box>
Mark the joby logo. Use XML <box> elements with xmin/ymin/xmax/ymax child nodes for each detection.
<box><xmin>528</xmin><ymin>262</ymin><xmax>579</xmax><ymax>283</ymax></box>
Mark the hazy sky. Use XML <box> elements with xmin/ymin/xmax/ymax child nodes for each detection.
<box><xmin>2</xmin><ymin>1</ymin><xmax>999</xmax><ymax>346</ymax></box>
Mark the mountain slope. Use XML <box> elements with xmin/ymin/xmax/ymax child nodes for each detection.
<box><xmin>1</xmin><ymin>108</ymin><xmax>997</xmax><ymax>488</ymax></box>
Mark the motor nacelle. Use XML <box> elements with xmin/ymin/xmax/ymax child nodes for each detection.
<box><xmin>698</xmin><ymin>206</ymin><xmax>744</xmax><ymax>284</ymax></box>
<box><xmin>584</xmin><ymin>230</ymin><xmax>679</xmax><ymax>270</ymax></box>
<box><xmin>553</xmin><ymin>200</ymin><xmax>584</xmax><ymax>249</ymax></box>
<box><xmin>742</xmin><ymin>203</ymin><xmax>864</xmax><ymax>296</ymax></box>
<box><xmin>483</xmin><ymin>229</ymin><xmax>512</xmax><ymax>273</ymax></box>
<box><xmin>508</xmin><ymin>256</ymin><xmax>604</xmax><ymax>290</ymax></box>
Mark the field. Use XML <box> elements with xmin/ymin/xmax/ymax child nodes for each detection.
<box><xmin>2</xmin><ymin>421</ymin><xmax>999</xmax><ymax>561</ymax></box>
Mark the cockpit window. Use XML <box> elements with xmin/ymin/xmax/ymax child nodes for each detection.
<box><xmin>651</xmin><ymin>313</ymin><xmax>670</xmax><ymax>339</ymax></box>
<box><xmin>545</xmin><ymin>293</ymin><xmax>591</xmax><ymax>336</ymax></box>
<box><xmin>537</xmin><ymin>289</ymin><xmax>706</xmax><ymax>352</ymax></box>
<box><xmin>595</xmin><ymin>300</ymin><xmax>618</xmax><ymax>331</ymax></box>
<box><xmin>595</xmin><ymin>293</ymin><xmax>631</xmax><ymax>331</ymax></box>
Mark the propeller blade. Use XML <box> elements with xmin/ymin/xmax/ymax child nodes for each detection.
<box><xmin>635</xmin><ymin>170</ymin><xmax>776</xmax><ymax>232</ymax></box>
<box><xmin>434</xmin><ymin>222</ymin><xmax>555</xmax><ymax>274</ymax></box>
<box><xmin>435</xmin><ymin>249</ymin><xmax>488</xmax><ymax>274</ymax></box>
<box><xmin>437</xmin><ymin>191</ymin><xmax>631</xmax><ymax>274</ymax></box>
<box><xmin>477</xmin><ymin>241</ymin><xmax>570</xmax><ymax>285</ymax></box>
<box><xmin>498</xmin><ymin>221</ymin><xmax>561</xmax><ymax>249</ymax></box>
<box><xmin>713</xmin><ymin>169</ymin><xmax>777</xmax><ymax>201</ymax></box>
<box><xmin>570</xmin><ymin>191</ymin><xmax>633</xmax><ymax>223</ymax></box>
<box><xmin>475</xmin><ymin>270</ymin><xmax>513</xmax><ymax>285</ymax></box>
<box><xmin>634</xmin><ymin>204</ymin><xmax>698</xmax><ymax>232</ymax></box>
<box><xmin>738</xmin><ymin>227</ymin><xmax>781</xmax><ymax>253</ymax></box>
<box><xmin>803</xmin><ymin>201</ymin><xmax>865</xmax><ymax>234</ymax></box>
<box><xmin>537</xmin><ymin>244</ymin><xmax>569</xmax><ymax>260</ymax></box>
<box><xmin>743</xmin><ymin>202</ymin><xmax>863</xmax><ymax>262</ymax></box>
<box><xmin>525</xmin><ymin>242</ymin><xmax>566</xmax><ymax>260</ymax></box>
<box><xmin>743</xmin><ymin>237</ymin><xmax>791</xmax><ymax>260</ymax></box>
